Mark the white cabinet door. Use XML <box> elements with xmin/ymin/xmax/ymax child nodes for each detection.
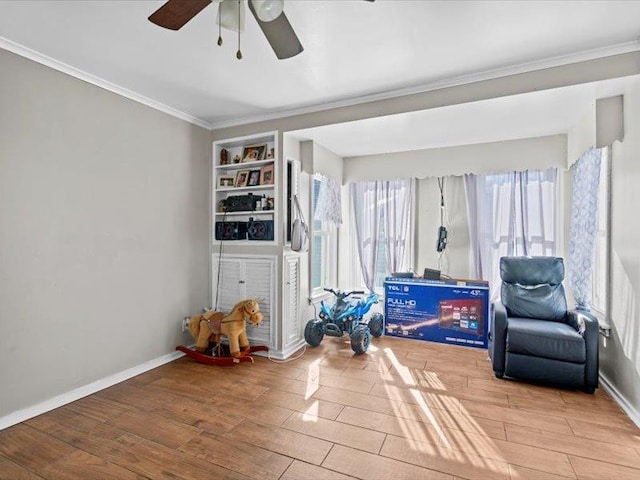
<box><xmin>282</xmin><ymin>254</ymin><xmax>304</xmax><ymax>357</ymax></box>
<box><xmin>244</xmin><ymin>257</ymin><xmax>276</xmax><ymax>347</ymax></box>
<box><xmin>212</xmin><ymin>254</ymin><xmax>276</xmax><ymax>350</ymax></box>
<box><xmin>212</xmin><ymin>257</ymin><xmax>243</xmax><ymax>311</ymax></box>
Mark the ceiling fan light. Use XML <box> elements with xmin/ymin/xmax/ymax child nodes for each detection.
<box><xmin>251</xmin><ymin>0</ymin><xmax>284</xmax><ymax>22</ymax></box>
<box><xmin>218</xmin><ymin>0</ymin><xmax>245</xmax><ymax>32</ymax></box>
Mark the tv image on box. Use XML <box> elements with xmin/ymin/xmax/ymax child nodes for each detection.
<box><xmin>215</xmin><ymin>221</ymin><xmax>247</xmax><ymax>240</ymax></box>
<box><xmin>438</xmin><ymin>299</ymin><xmax>484</xmax><ymax>336</ymax></box>
<box><xmin>247</xmin><ymin>218</ymin><xmax>274</xmax><ymax>241</ymax></box>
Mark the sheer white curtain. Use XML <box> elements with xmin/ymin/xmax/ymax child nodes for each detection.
<box><xmin>350</xmin><ymin>181</ymin><xmax>383</xmax><ymax>291</ymax></box>
<box><xmin>350</xmin><ymin>179</ymin><xmax>413</xmax><ymax>291</ymax></box>
<box><xmin>383</xmin><ymin>179</ymin><xmax>414</xmax><ymax>274</ymax></box>
<box><xmin>464</xmin><ymin>168</ymin><xmax>558</xmax><ymax>301</ymax></box>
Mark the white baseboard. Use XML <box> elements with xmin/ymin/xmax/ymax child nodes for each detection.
<box><xmin>0</xmin><ymin>350</ymin><xmax>184</xmax><ymax>431</ymax></box>
<box><xmin>599</xmin><ymin>372</ymin><xmax>640</xmax><ymax>429</ymax></box>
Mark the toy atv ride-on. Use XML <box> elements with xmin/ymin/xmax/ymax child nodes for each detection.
<box><xmin>304</xmin><ymin>288</ymin><xmax>384</xmax><ymax>355</ymax></box>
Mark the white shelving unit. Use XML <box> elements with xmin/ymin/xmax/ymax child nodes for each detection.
<box><xmin>212</xmin><ymin>131</ymin><xmax>278</xmax><ymax>245</ymax></box>
<box><xmin>210</xmin><ymin>130</ymin><xmax>304</xmax><ymax>359</ymax></box>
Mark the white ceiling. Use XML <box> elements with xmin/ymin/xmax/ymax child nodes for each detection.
<box><xmin>1</xmin><ymin>0</ymin><xmax>640</xmax><ymax>130</ymax></box>
<box><xmin>288</xmin><ymin>75</ymin><xmax>638</xmax><ymax>157</ymax></box>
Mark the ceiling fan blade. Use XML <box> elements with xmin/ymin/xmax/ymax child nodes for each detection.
<box><xmin>248</xmin><ymin>1</ymin><xmax>303</xmax><ymax>60</ymax></box>
<box><xmin>148</xmin><ymin>0</ymin><xmax>212</xmax><ymax>31</ymax></box>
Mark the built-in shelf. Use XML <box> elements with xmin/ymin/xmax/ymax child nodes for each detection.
<box><xmin>215</xmin><ymin>210</ymin><xmax>275</xmax><ymax>216</ymax></box>
<box><xmin>212</xmin><ymin>130</ymin><xmax>278</xmax><ymax>245</ymax></box>
<box><xmin>215</xmin><ymin>159</ymin><xmax>274</xmax><ymax>170</ymax></box>
<box><xmin>217</xmin><ymin>184</ymin><xmax>274</xmax><ymax>193</ymax></box>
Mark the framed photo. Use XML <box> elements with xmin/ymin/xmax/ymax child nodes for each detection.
<box><xmin>247</xmin><ymin>169</ymin><xmax>261</xmax><ymax>187</ymax></box>
<box><xmin>218</xmin><ymin>175</ymin><xmax>235</xmax><ymax>188</ymax></box>
<box><xmin>260</xmin><ymin>164</ymin><xmax>274</xmax><ymax>185</ymax></box>
<box><xmin>235</xmin><ymin>170</ymin><xmax>250</xmax><ymax>188</ymax></box>
<box><xmin>242</xmin><ymin>144</ymin><xmax>267</xmax><ymax>162</ymax></box>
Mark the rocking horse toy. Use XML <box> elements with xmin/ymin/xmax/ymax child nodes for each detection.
<box><xmin>177</xmin><ymin>298</ymin><xmax>268</xmax><ymax>366</ymax></box>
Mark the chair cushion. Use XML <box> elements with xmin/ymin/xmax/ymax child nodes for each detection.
<box><xmin>507</xmin><ymin>317</ymin><xmax>585</xmax><ymax>363</ymax></box>
<box><xmin>500</xmin><ymin>256</ymin><xmax>565</xmax><ymax>285</ymax></box>
<box><xmin>502</xmin><ymin>283</ymin><xmax>567</xmax><ymax>321</ymax></box>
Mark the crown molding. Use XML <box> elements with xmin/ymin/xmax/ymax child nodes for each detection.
<box><xmin>2</xmin><ymin>34</ymin><xmax>638</xmax><ymax>133</ymax></box>
<box><xmin>209</xmin><ymin>40</ymin><xmax>640</xmax><ymax>130</ymax></box>
<box><xmin>0</xmin><ymin>35</ymin><xmax>213</xmax><ymax>130</ymax></box>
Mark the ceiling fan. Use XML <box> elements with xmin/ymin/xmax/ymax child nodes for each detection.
<box><xmin>149</xmin><ymin>0</ymin><xmax>374</xmax><ymax>60</ymax></box>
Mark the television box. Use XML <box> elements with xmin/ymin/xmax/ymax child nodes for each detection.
<box><xmin>384</xmin><ymin>277</ymin><xmax>489</xmax><ymax>349</ymax></box>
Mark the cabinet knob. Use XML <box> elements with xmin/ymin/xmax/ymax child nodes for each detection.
<box><xmin>239</xmin><ymin>280</ymin><xmax>245</xmax><ymax>284</ymax></box>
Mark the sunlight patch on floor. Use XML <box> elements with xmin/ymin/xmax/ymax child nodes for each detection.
<box><xmin>304</xmin><ymin>357</ymin><xmax>321</xmax><ymax>400</ymax></box>
<box><xmin>383</xmin><ymin>348</ymin><xmax>416</xmax><ymax>386</ymax></box>
<box><xmin>384</xmin><ymin>343</ymin><xmax>510</xmax><ymax>473</ymax></box>
<box><xmin>302</xmin><ymin>400</ymin><xmax>319</xmax><ymax>421</ymax></box>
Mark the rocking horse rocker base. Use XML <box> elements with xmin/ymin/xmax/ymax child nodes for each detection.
<box><xmin>176</xmin><ymin>344</ymin><xmax>269</xmax><ymax>366</ymax></box>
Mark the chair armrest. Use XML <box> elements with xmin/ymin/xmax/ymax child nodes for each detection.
<box><xmin>568</xmin><ymin>310</ymin><xmax>599</xmax><ymax>389</ymax></box>
<box><xmin>490</xmin><ymin>301</ymin><xmax>508</xmax><ymax>375</ymax></box>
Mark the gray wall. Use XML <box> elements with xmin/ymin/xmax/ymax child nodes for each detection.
<box><xmin>604</xmin><ymin>82</ymin><xmax>640</xmax><ymax>422</ymax></box>
<box><xmin>0</xmin><ymin>49</ymin><xmax>210</xmax><ymax>419</ymax></box>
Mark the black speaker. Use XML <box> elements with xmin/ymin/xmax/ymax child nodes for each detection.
<box><xmin>215</xmin><ymin>221</ymin><xmax>247</xmax><ymax>240</ymax></box>
<box><xmin>436</xmin><ymin>226</ymin><xmax>448</xmax><ymax>252</ymax></box>
<box><xmin>423</xmin><ymin>268</ymin><xmax>441</xmax><ymax>280</ymax></box>
<box><xmin>225</xmin><ymin>194</ymin><xmax>258</xmax><ymax>212</ymax></box>
<box><xmin>247</xmin><ymin>218</ymin><xmax>274</xmax><ymax>241</ymax></box>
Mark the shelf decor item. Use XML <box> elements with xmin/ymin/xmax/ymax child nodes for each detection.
<box><xmin>235</xmin><ymin>170</ymin><xmax>250</xmax><ymax>187</ymax></box>
<box><xmin>218</xmin><ymin>175</ymin><xmax>235</xmax><ymax>188</ymax></box>
<box><xmin>220</xmin><ymin>148</ymin><xmax>229</xmax><ymax>165</ymax></box>
<box><xmin>242</xmin><ymin>144</ymin><xmax>267</xmax><ymax>162</ymax></box>
<box><xmin>247</xmin><ymin>169</ymin><xmax>261</xmax><ymax>186</ymax></box>
<box><xmin>260</xmin><ymin>164</ymin><xmax>274</xmax><ymax>185</ymax></box>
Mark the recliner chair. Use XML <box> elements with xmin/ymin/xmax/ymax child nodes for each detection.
<box><xmin>489</xmin><ymin>256</ymin><xmax>599</xmax><ymax>393</ymax></box>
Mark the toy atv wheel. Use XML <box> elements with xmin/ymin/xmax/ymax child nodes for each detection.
<box><xmin>350</xmin><ymin>324</ymin><xmax>371</xmax><ymax>355</ymax></box>
<box><xmin>305</xmin><ymin>319</ymin><xmax>326</xmax><ymax>347</ymax></box>
<box><xmin>367</xmin><ymin>313</ymin><xmax>384</xmax><ymax>338</ymax></box>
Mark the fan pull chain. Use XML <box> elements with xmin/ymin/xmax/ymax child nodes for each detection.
<box><xmin>236</xmin><ymin>0</ymin><xmax>242</xmax><ymax>59</ymax></box>
<box><xmin>217</xmin><ymin>2</ymin><xmax>223</xmax><ymax>46</ymax></box>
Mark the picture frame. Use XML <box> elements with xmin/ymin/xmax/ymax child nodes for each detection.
<box><xmin>247</xmin><ymin>169</ymin><xmax>261</xmax><ymax>187</ymax></box>
<box><xmin>218</xmin><ymin>175</ymin><xmax>235</xmax><ymax>188</ymax></box>
<box><xmin>260</xmin><ymin>164</ymin><xmax>274</xmax><ymax>185</ymax></box>
<box><xmin>242</xmin><ymin>144</ymin><xmax>267</xmax><ymax>162</ymax></box>
<box><xmin>235</xmin><ymin>170</ymin><xmax>250</xmax><ymax>188</ymax></box>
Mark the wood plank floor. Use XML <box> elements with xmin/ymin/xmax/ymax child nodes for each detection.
<box><xmin>2</xmin><ymin>336</ymin><xmax>639</xmax><ymax>480</ymax></box>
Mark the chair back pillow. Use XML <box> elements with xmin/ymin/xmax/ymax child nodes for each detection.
<box><xmin>500</xmin><ymin>256</ymin><xmax>567</xmax><ymax>321</ymax></box>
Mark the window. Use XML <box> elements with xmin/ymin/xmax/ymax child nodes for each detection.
<box><xmin>349</xmin><ymin>179</ymin><xmax>414</xmax><ymax>292</ymax></box>
<box><xmin>374</xmin><ymin>220</ymin><xmax>387</xmax><ymax>289</ymax></box>
<box><xmin>591</xmin><ymin>146</ymin><xmax>611</xmax><ymax>318</ymax></box>
<box><xmin>465</xmin><ymin>168</ymin><xmax>558</xmax><ymax>302</ymax></box>
<box><xmin>311</xmin><ymin>176</ymin><xmax>337</xmax><ymax>295</ymax></box>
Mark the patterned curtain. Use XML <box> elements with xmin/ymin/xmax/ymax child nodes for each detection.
<box><xmin>314</xmin><ymin>175</ymin><xmax>342</xmax><ymax>225</ymax></box>
<box><xmin>568</xmin><ymin>148</ymin><xmax>602</xmax><ymax>310</ymax></box>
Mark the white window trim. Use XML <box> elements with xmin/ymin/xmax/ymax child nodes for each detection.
<box><xmin>591</xmin><ymin>146</ymin><xmax>612</xmax><ymax>331</ymax></box>
<box><xmin>310</xmin><ymin>175</ymin><xmax>337</xmax><ymax>297</ymax></box>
